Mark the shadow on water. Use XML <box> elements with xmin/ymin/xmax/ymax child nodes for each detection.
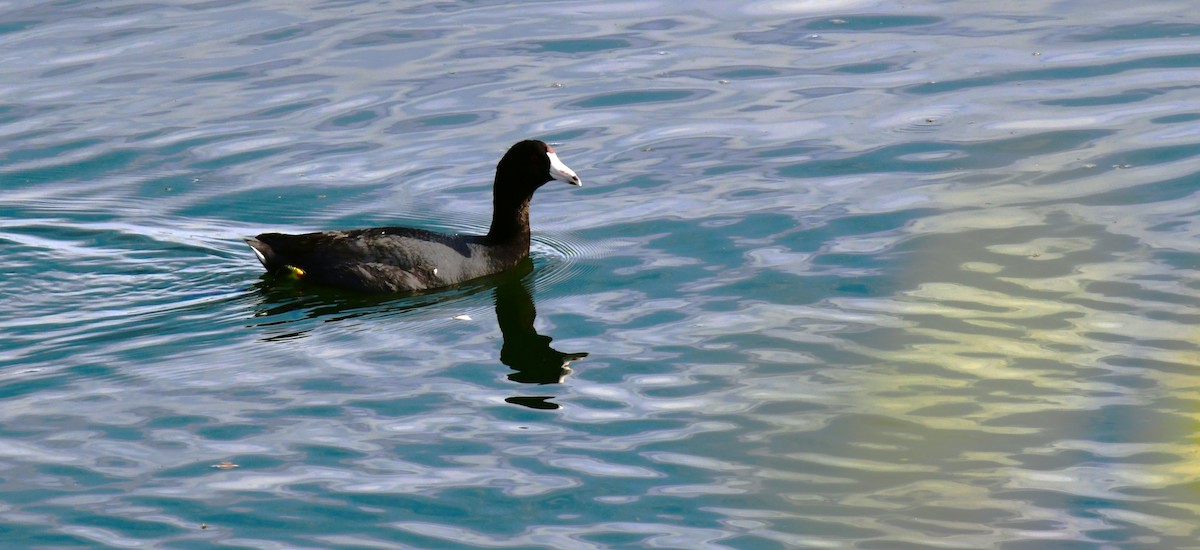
<box><xmin>247</xmin><ymin>257</ymin><xmax>588</xmax><ymax>409</ymax></box>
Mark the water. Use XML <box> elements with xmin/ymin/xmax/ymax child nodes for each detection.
<box><xmin>2</xmin><ymin>0</ymin><xmax>1199</xmax><ymax>547</ymax></box>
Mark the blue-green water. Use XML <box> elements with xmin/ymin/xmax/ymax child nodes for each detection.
<box><xmin>3</xmin><ymin>1</ymin><xmax>1200</xmax><ymax>547</ymax></box>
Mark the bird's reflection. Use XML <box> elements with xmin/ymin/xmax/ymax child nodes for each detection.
<box><xmin>249</xmin><ymin>257</ymin><xmax>587</xmax><ymax>409</ymax></box>
<box><xmin>493</xmin><ymin>261</ymin><xmax>588</xmax><ymax>409</ymax></box>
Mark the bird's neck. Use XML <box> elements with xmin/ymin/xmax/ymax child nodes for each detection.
<box><xmin>486</xmin><ymin>196</ymin><xmax>532</xmax><ymax>249</ymax></box>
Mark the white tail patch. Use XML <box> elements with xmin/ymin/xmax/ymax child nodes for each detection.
<box><xmin>245</xmin><ymin>238</ymin><xmax>270</xmax><ymax>268</ymax></box>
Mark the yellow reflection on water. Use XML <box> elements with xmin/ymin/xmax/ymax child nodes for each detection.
<box><xmin>814</xmin><ymin>212</ymin><xmax>1200</xmax><ymax>542</ymax></box>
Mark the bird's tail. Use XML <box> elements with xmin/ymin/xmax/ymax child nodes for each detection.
<box><xmin>244</xmin><ymin>237</ymin><xmax>277</xmax><ymax>270</ymax></box>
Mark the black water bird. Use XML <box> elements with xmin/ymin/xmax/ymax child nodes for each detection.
<box><xmin>245</xmin><ymin>140</ymin><xmax>581</xmax><ymax>292</ymax></box>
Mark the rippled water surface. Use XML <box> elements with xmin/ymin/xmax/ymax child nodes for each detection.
<box><xmin>3</xmin><ymin>0</ymin><xmax>1200</xmax><ymax>547</ymax></box>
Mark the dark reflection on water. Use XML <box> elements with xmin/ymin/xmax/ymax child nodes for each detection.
<box><xmin>247</xmin><ymin>263</ymin><xmax>501</xmax><ymax>332</ymax></box>
<box><xmin>494</xmin><ymin>260</ymin><xmax>588</xmax><ymax>408</ymax></box>
<box><xmin>249</xmin><ymin>258</ymin><xmax>587</xmax><ymax>407</ymax></box>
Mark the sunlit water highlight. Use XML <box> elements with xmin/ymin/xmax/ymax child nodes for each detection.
<box><xmin>1</xmin><ymin>0</ymin><xmax>1199</xmax><ymax>548</ymax></box>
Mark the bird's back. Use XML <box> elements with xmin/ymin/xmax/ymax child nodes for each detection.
<box><xmin>246</xmin><ymin>227</ymin><xmax>520</xmax><ymax>292</ymax></box>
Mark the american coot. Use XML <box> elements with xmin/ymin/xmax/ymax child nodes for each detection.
<box><xmin>245</xmin><ymin>139</ymin><xmax>581</xmax><ymax>293</ymax></box>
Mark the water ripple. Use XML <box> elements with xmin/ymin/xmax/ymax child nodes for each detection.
<box><xmin>2</xmin><ymin>0</ymin><xmax>1200</xmax><ymax>548</ymax></box>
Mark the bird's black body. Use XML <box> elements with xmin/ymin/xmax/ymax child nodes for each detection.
<box><xmin>245</xmin><ymin>140</ymin><xmax>581</xmax><ymax>293</ymax></box>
